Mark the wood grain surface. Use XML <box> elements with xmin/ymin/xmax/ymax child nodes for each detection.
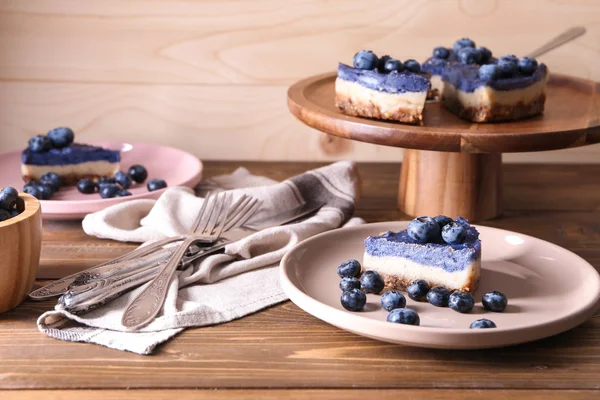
<box><xmin>0</xmin><ymin>0</ymin><xmax>599</xmax><ymax>162</ymax></box>
<box><xmin>0</xmin><ymin>161</ymin><xmax>599</xmax><ymax>399</ymax></box>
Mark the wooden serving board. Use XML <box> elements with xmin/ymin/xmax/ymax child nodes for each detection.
<box><xmin>287</xmin><ymin>73</ymin><xmax>600</xmax><ymax>220</ymax></box>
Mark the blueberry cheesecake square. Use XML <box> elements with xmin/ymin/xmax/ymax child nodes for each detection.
<box><xmin>363</xmin><ymin>216</ymin><xmax>481</xmax><ymax>293</ymax></box>
<box><xmin>335</xmin><ymin>50</ymin><xmax>431</xmax><ymax>124</ymax></box>
<box><xmin>422</xmin><ymin>38</ymin><xmax>548</xmax><ymax>122</ymax></box>
<box><xmin>21</xmin><ymin>127</ymin><xmax>120</xmax><ymax>184</ymax></box>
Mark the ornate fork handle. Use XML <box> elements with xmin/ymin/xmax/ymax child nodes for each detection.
<box><xmin>121</xmin><ymin>237</ymin><xmax>200</xmax><ymax>330</ymax></box>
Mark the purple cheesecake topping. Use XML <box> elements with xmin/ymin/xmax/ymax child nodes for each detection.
<box><xmin>364</xmin><ymin>217</ymin><xmax>481</xmax><ymax>272</ymax></box>
<box><xmin>337</xmin><ymin>63</ymin><xmax>431</xmax><ymax>94</ymax></box>
<box><xmin>22</xmin><ymin>143</ymin><xmax>120</xmax><ymax>166</ymax></box>
<box><xmin>442</xmin><ymin>62</ymin><xmax>548</xmax><ymax>93</ymax></box>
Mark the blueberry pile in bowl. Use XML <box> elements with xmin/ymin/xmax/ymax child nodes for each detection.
<box><xmin>0</xmin><ymin>187</ymin><xmax>23</xmax><ymax>222</ymax></box>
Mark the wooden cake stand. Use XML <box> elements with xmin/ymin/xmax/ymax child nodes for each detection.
<box><xmin>287</xmin><ymin>72</ymin><xmax>600</xmax><ymax>221</ymax></box>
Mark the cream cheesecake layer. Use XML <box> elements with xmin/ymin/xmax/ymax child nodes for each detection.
<box><xmin>429</xmin><ymin>75</ymin><xmax>444</xmax><ymax>97</ymax></box>
<box><xmin>22</xmin><ymin>161</ymin><xmax>119</xmax><ymax>181</ymax></box>
<box><xmin>444</xmin><ymin>76</ymin><xmax>547</xmax><ymax>108</ymax></box>
<box><xmin>363</xmin><ymin>253</ymin><xmax>481</xmax><ymax>292</ymax></box>
<box><xmin>335</xmin><ymin>78</ymin><xmax>428</xmax><ymax>118</ymax></box>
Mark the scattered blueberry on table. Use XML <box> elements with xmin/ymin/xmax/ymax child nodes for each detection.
<box><xmin>76</xmin><ymin>178</ymin><xmax>96</xmax><ymax>194</ymax></box>
<box><xmin>387</xmin><ymin>308</ymin><xmax>420</xmax><ymax>326</ymax></box>
<box><xmin>0</xmin><ymin>187</ymin><xmax>21</xmax><ymax>221</ymax></box>
<box><xmin>407</xmin><ymin>279</ymin><xmax>430</xmax><ymax>302</ymax></box>
<box><xmin>448</xmin><ymin>291</ymin><xmax>475</xmax><ymax>313</ymax></box>
<box><xmin>97</xmin><ymin>176</ymin><xmax>115</xmax><ymax>186</ymax></box>
<box><xmin>147</xmin><ymin>179</ymin><xmax>167</xmax><ymax>192</ymax></box>
<box><xmin>99</xmin><ymin>183</ymin><xmax>120</xmax><ymax>199</ymax></box>
<box><xmin>482</xmin><ymin>291</ymin><xmax>508</xmax><ymax>312</ymax></box>
<box><xmin>337</xmin><ymin>259</ymin><xmax>361</xmax><ymax>278</ymax></box>
<box><xmin>340</xmin><ymin>288</ymin><xmax>367</xmax><ymax>311</ymax></box>
<box><xmin>360</xmin><ymin>270</ymin><xmax>385</xmax><ymax>294</ymax></box>
<box><xmin>470</xmin><ymin>318</ymin><xmax>497</xmax><ymax>329</ymax></box>
<box><xmin>352</xmin><ymin>50</ymin><xmax>378</xmax><ymax>70</ymax></box>
<box><xmin>427</xmin><ymin>286</ymin><xmax>450</xmax><ymax>307</ymax></box>
<box><xmin>381</xmin><ymin>291</ymin><xmax>406</xmax><ymax>311</ymax></box>
<box><xmin>23</xmin><ymin>183</ymin><xmax>43</xmax><ymax>199</ymax></box>
<box><xmin>339</xmin><ymin>277</ymin><xmax>361</xmax><ymax>292</ymax></box>
<box><xmin>46</xmin><ymin>127</ymin><xmax>74</xmax><ymax>148</ymax></box>
<box><xmin>114</xmin><ymin>171</ymin><xmax>132</xmax><ymax>189</ymax></box>
<box><xmin>116</xmin><ymin>189</ymin><xmax>132</xmax><ymax>197</ymax></box>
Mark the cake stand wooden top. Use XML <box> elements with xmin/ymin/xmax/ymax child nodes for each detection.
<box><xmin>287</xmin><ymin>72</ymin><xmax>600</xmax><ymax>153</ymax></box>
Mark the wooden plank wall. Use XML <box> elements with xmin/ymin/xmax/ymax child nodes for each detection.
<box><xmin>0</xmin><ymin>0</ymin><xmax>599</xmax><ymax>162</ymax></box>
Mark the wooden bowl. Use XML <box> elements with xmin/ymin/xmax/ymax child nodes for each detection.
<box><xmin>0</xmin><ymin>192</ymin><xmax>42</xmax><ymax>313</ymax></box>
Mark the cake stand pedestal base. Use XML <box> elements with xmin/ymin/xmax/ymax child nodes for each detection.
<box><xmin>398</xmin><ymin>149</ymin><xmax>502</xmax><ymax>221</ymax></box>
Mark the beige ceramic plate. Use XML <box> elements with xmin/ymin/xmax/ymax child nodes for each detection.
<box><xmin>280</xmin><ymin>221</ymin><xmax>600</xmax><ymax>349</ymax></box>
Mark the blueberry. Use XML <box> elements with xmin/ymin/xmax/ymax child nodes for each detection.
<box><xmin>97</xmin><ymin>176</ymin><xmax>115</xmax><ymax>185</ymax></box>
<box><xmin>76</xmin><ymin>178</ymin><xmax>96</xmax><ymax>194</ymax></box>
<box><xmin>407</xmin><ymin>216</ymin><xmax>440</xmax><ymax>243</ymax></box>
<box><xmin>407</xmin><ymin>279</ymin><xmax>430</xmax><ymax>301</ymax></box>
<box><xmin>0</xmin><ymin>187</ymin><xmax>19</xmax><ymax>210</ymax></box>
<box><xmin>449</xmin><ymin>291</ymin><xmax>475</xmax><ymax>313</ymax></box>
<box><xmin>518</xmin><ymin>57</ymin><xmax>538</xmax><ymax>75</ymax></box>
<box><xmin>340</xmin><ymin>288</ymin><xmax>367</xmax><ymax>311</ymax></box>
<box><xmin>147</xmin><ymin>179</ymin><xmax>167</xmax><ymax>192</ymax></box>
<box><xmin>116</xmin><ymin>189</ymin><xmax>132</xmax><ymax>197</ymax></box>
<box><xmin>28</xmin><ymin>135</ymin><xmax>52</xmax><ymax>153</ymax></box>
<box><xmin>99</xmin><ymin>183</ymin><xmax>120</xmax><ymax>199</ymax></box>
<box><xmin>46</xmin><ymin>127</ymin><xmax>74</xmax><ymax>148</ymax></box>
<box><xmin>352</xmin><ymin>50</ymin><xmax>379</xmax><ymax>70</ymax></box>
<box><xmin>337</xmin><ymin>259</ymin><xmax>361</xmax><ymax>278</ymax></box>
<box><xmin>377</xmin><ymin>55</ymin><xmax>392</xmax><ymax>72</ymax></box>
<box><xmin>360</xmin><ymin>270</ymin><xmax>385</xmax><ymax>294</ymax></box>
<box><xmin>470</xmin><ymin>318</ymin><xmax>497</xmax><ymax>329</ymax></box>
<box><xmin>37</xmin><ymin>184</ymin><xmax>54</xmax><ymax>200</ymax></box>
<box><xmin>0</xmin><ymin>209</ymin><xmax>11</xmax><ymax>222</ymax></box>
<box><xmin>497</xmin><ymin>60</ymin><xmax>517</xmax><ymax>78</ymax></box>
<box><xmin>23</xmin><ymin>185</ymin><xmax>43</xmax><ymax>199</ymax></box>
<box><xmin>441</xmin><ymin>222</ymin><xmax>466</xmax><ymax>245</ymax></box>
<box><xmin>427</xmin><ymin>286</ymin><xmax>450</xmax><ymax>307</ymax></box>
<box><xmin>457</xmin><ymin>47</ymin><xmax>480</xmax><ymax>64</ymax></box>
<box><xmin>433</xmin><ymin>215</ymin><xmax>453</xmax><ymax>229</ymax></box>
<box><xmin>482</xmin><ymin>291</ymin><xmax>508</xmax><ymax>312</ymax></box>
<box><xmin>128</xmin><ymin>165</ymin><xmax>148</xmax><ymax>183</ymax></box>
<box><xmin>10</xmin><ymin>208</ymin><xmax>20</xmax><ymax>217</ymax></box>
<box><xmin>433</xmin><ymin>46</ymin><xmax>450</xmax><ymax>60</ymax></box>
<box><xmin>404</xmin><ymin>59</ymin><xmax>421</xmax><ymax>73</ymax></box>
<box><xmin>339</xmin><ymin>277</ymin><xmax>361</xmax><ymax>292</ymax></box>
<box><xmin>499</xmin><ymin>54</ymin><xmax>519</xmax><ymax>64</ymax></box>
<box><xmin>114</xmin><ymin>171</ymin><xmax>132</xmax><ymax>189</ymax></box>
<box><xmin>478</xmin><ymin>64</ymin><xmax>500</xmax><ymax>81</ymax></box>
<box><xmin>383</xmin><ymin>59</ymin><xmax>404</xmax><ymax>73</ymax></box>
<box><xmin>453</xmin><ymin>38</ymin><xmax>475</xmax><ymax>53</ymax></box>
<box><xmin>477</xmin><ymin>46</ymin><xmax>492</xmax><ymax>64</ymax></box>
<box><xmin>381</xmin><ymin>291</ymin><xmax>406</xmax><ymax>311</ymax></box>
<box><xmin>386</xmin><ymin>308</ymin><xmax>420</xmax><ymax>326</ymax></box>
<box><xmin>40</xmin><ymin>172</ymin><xmax>62</xmax><ymax>192</ymax></box>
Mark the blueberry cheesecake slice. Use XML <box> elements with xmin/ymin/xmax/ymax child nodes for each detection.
<box><xmin>441</xmin><ymin>55</ymin><xmax>548</xmax><ymax>122</ymax></box>
<box><xmin>335</xmin><ymin>50</ymin><xmax>431</xmax><ymax>124</ymax></box>
<box><xmin>362</xmin><ymin>216</ymin><xmax>481</xmax><ymax>293</ymax></box>
<box><xmin>21</xmin><ymin>127</ymin><xmax>120</xmax><ymax>184</ymax></box>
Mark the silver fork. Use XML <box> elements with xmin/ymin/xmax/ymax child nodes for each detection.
<box><xmin>121</xmin><ymin>192</ymin><xmax>234</xmax><ymax>330</ymax></box>
<box><xmin>56</xmin><ymin>196</ymin><xmax>261</xmax><ymax>314</ymax></box>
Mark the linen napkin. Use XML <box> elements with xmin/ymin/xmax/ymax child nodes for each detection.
<box><xmin>37</xmin><ymin>161</ymin><xmax>363</xmax><ymax>354</ymax></box>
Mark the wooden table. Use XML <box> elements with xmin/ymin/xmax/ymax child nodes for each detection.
<box><xmin>1</xmin><ymin>161</ymin><xmax>599</xmax><ymax>399</ymax></box>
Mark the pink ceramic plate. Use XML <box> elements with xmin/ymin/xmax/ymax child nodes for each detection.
<box><xmin>0</xmin><ymin>142</ymin><xmax>203</xmax><ymax>219</ymax></box>
<box><xmin>280</xmin><ymin>221</ymin><xmax>600</xmax><ymax>349</ymax></box>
